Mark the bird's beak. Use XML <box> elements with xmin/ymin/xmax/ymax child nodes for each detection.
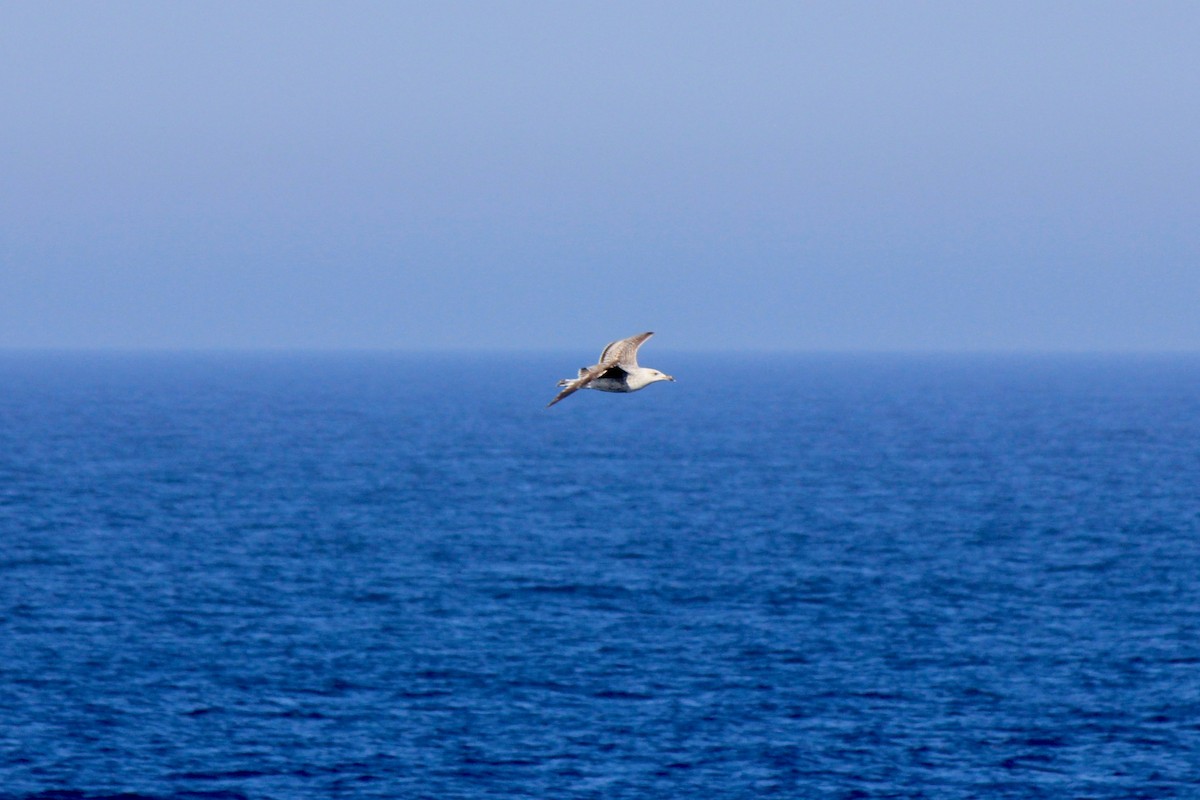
<box><xmin>666</xmin><ymin>375</ymin><xmax>675</xmax><ymax>381</ymax></box>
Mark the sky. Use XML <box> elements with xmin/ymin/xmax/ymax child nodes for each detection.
<box><xmin>2</xmin><ymin>1</ymin><xmax>1198</xmax><ymax>352</ymax></box>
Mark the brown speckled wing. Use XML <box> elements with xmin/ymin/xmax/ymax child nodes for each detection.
<box><xmin>598</xmin><ymin>331</ymin><xmax>653</xmax><ymax>369</ymax></box>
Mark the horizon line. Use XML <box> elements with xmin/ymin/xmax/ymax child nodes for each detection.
<box><xmin>2</xmin><ymin>345</ymin><xmax>1198</xmax><ymax>357</ymax></box>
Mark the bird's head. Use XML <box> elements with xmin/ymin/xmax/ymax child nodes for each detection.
<box><xmin>650</xmin><ymin>370</ymin><xmax>675</xmax><ymax>384</ymax></box>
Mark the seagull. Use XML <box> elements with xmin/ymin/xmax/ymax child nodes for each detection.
<box><xmin>547</xmin><ymin>331</ymin><xmax>674</xmax><ymax>407</ymax></box>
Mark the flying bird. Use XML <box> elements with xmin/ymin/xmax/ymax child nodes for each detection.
<box><xmin>547</xmin><ymin>331</ymin><xmax>674</xmax><ymax>408</ymax></box>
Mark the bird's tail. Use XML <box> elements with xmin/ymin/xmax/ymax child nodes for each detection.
<box><xmin>548</xmin><ymin>375</ymin><xmax>585</xmax><ymax>407</ymax></box>
<box><xmin>556</xmin><ymin>368</ymin><xmax>587</xmax><ymax>387</ymax></box>
<box><xmin>547</xmin><ymin>368</ymin><xmax>591</xmax><ymax>407</ymax></box>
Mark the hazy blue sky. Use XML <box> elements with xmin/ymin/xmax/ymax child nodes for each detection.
<box><xmin>2</xmin><ymin>2</ymin><xmax>1197</xmax><ymax>351</ymax></box>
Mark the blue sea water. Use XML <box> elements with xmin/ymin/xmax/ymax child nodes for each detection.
<box><xmin>0</xmin><ymin>352</ymin><xmax>1198</xmax><ymax>799</ymax></box>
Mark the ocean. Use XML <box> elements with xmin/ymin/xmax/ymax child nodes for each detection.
<box><xmin>0</xmin><ymin>352</ymin><xmax>1197</xmax><ymax>799</ymax></box>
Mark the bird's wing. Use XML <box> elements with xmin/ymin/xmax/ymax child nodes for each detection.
<box><xmin>598</xmin><ymin>331</ymin><xmax>654</xmax><ymax>369</ymax></box>
<box><xmin>546</xmin><ymin>361</ymin><xmax>613</xmax><ymax>407</ymax></box>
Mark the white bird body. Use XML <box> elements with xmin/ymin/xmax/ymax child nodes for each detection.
<box><xmin>548</xmin><ymin>332</ymin><xmax>674</xmax><ymax>407</ymax></box>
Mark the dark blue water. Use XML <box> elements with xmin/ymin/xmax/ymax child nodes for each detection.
<box><xmin>1</xmin><ymin>353</ymin><xmax>1198</xmax><ymax>799</ymax></box>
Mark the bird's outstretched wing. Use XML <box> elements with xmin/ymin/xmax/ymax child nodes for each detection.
<box><xmin>598</xmin><ymin>331</ymin><xmax>654</xmax><ymax>369</ymax></box>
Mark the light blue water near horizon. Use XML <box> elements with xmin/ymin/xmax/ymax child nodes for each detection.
<box><xmin>1</xmin><ymin>352</ymin><xmax>1198</xmax><ymax>799</ymax></box>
